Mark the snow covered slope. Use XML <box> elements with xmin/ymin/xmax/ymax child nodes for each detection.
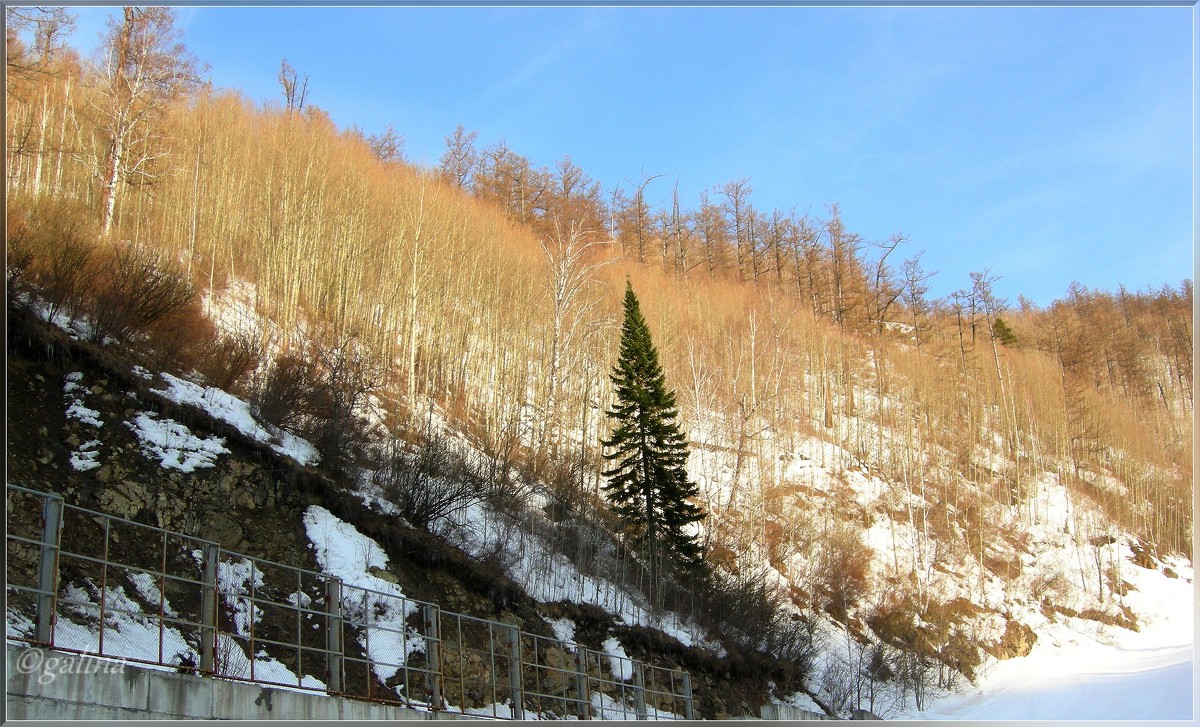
<box><xmin>13</xmin><ymin>278</ymin><xmax>1192</xmax><ymax>720</ymax></box>
<box><xmin>908</xmin><ymin>555</ymin><xmax>1194</xmax><ymax>720</ymax></box>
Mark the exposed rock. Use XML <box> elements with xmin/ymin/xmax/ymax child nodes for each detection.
<box><xmin>499</xmin><ymin>612</ymin><xmax>524</xmax><ymax>629</ymax></box>
<box><xmin>228</xmin><ymin>483</ymin><xmax>260</xmax><ymax>510</ymax></box>
<box><xmin>1130</xmin><ymin>541</ymin><xmax>1158</xmax><ymax>570</ymax></box>
<box><xmin>988</xmin><ymin>618</ymin><xmax>1036</xmax><ymax>659</ymax></box>
<box><xmin>542</xmin><ymin>645</ymin><xmax>568</xmax><ymax>671</ymax></box>
<box><xmin>96</xmin><ymin>463</ymin><xmax>122</xmax><ymax>483</ymax></box>
<box><xmin>205</xmin><ymin>513</ymin><xmax>247</xmax><ymax>550</ymax></box>
<box><xmin>100</xmin><ymin>479</ymin><xmax>149</xmax><ymax>519</ymax></box>
<box><xmin>368</xmin><ymin>565</ymin><xmax>400</xmax><ymax>584</ymax></box>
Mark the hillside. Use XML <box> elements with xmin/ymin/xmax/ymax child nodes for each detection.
<box><xmin>7</xmin><ymin>253</ymin><xmax>1193</xmax><ymax>719</ymax></box>
<box><xmin>6</xmin><ymin>7</ymin><xmax>1194</xmax><ymax>720</ymax></box>
<box><xmin>5</xmin><ymin>303</ymin><xmax>796</xmax><ymax>719</ymax></box>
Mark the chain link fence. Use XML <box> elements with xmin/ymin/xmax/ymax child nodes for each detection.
<box><xmin>5</xmin><ymin>484</ymin><xmax>694</xmax><ymax>720</ymax></box>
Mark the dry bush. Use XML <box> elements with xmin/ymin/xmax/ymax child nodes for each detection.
<box><xmin>866</xmin><ymin>594</ymin><xmax>979</xmax><ymax>697</ymax></box>
<box><xmin>815</xmin><ymin>522</ymin><xmax>872</xmax><ymax>621</ymax></box>
<box><xmin>7</xmin><ymin>196</ymin><xmax>101</xmax><ymax>320</ymax></box>
<box><xmin>371</xmin><ymin>433</ymin><xmax>482</xmax><ymax>530</ymax></box>
<box><xmin>539</xmin><ymin>455</ymin><xmax>588</xmax><ymax>521</ymax></box>
<box><xmin>84</xmin><ymin>243</ymin><xmax>195</xmax><ymax>346</ymax></box>
<box><xmin>250</xmin><ymin>331</ymin><xmax>381</xmax><ymax>479</ymax></box>
<box><xmin>138</xmin><ymin>296</ymin><xmax>218</xmax><ymax>374</ymax></box>
<box><xmin>917</xmin><ymin>599</ymin><xmax>983</xmax><ymax>685</ymax></box>
<box><xmin>5</xmin><ymin>217</ymin><xmax>35</xmax><ymax>306</ymax></box>
<box><xmin>867</xmin><ymin>597</ymin><xmax>922</xmax><ymax>650</ymax></box>
<box><xmin>688</xmin><ymin>563</ymin><xmax>817</xmax><ymax>669</ymax></box>
<box><xmin>250</xmin><ymin>352</ymin><xmax>316</xmax><ymax>433</ymax></box>
<box><xmin>466</xmin><ymin>420</ymin><xmax>536</xmax><ymax>512</ymax></box>
<box><xmin>472</xmin><ymin>513</ymin><xmax>521</xmax><ymax>578</ymax></box>
<box><xmin>192</xmin><ymin>328</ymin><xmax>265</xmax><ymax>394</ymax></box>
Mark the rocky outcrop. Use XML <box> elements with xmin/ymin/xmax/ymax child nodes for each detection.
<box><xmin>986</xmin><ymin>618</ymin><xmax>1037</xmax><ymax>660</ymax></box>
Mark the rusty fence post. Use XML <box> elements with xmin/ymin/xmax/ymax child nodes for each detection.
<box><xmin>325</xmin><ymin>578</ymin><xmax>343</xmax><ymax>693</ymax></box>
<box><xmin>508</xmin><ymin>625</ymin><xmax>525</xmax><ymax>719</ymax></box>
<box><xmin>423</xmin><ymin>604</ymin><xmax>443</xmax><ymax>711</ymax></box>
<box><xmin>199</xmin><ymin>543</ymin><xmax>219</xmax><ymax>675</ymax></box>
<box><xmin>35</xmin><ymin>494</ymin><xmax>64</xmax><ymax>645</ymax></box>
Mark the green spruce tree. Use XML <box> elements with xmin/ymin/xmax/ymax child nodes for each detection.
<box><xmin>602</xmin><ymin>280</ymin><xmax>705</xmax><ymax>597</ymax></box>
<box><xmin>992</xmin><ymin>315</ymin><xmax>1018</xmax><ymax>347</ymax></box>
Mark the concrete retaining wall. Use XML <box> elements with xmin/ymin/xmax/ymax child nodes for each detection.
<box><xmin>6</xmin><ymin>645</ymin><xmax>451</xmax><ymax>720</ymax></box>
<box><xmin>760</xmin><ymin>703</ymin><xmax>839</xmax><ymax>720</ymax></box>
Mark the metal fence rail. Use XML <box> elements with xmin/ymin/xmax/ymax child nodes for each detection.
<box><xmin>5</xmin><ymin>484</ymin><xmax>694</xmax><ymax>720</ymax></box>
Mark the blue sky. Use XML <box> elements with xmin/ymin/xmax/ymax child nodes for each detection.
<box><xmin>62</xmin><ymin>4</ymin><xmax>1194</xmax><ymax>307</ymax></box>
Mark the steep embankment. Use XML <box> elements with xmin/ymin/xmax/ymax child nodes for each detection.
<box><xmin>4</xmin><ymin>300</ymin><xmax>796</xmax><ymax>719</ymax></box>
<box><xmin>10</xmin><ymin>287</ymin><xmax>1194</xmax><ymax>719</ymax></box>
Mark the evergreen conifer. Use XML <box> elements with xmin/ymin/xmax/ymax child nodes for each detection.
<box><xmin>602</xmin><ymin>280</ymin><xmax>705</xmax><ymax>590</ymax></box>
<box><xmin>992</xmin><ymin>315</ymin><xmax>1018</xmax><ymax>346</ymax></box>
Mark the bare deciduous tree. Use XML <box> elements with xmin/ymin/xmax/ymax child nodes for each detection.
<box><xmin>438</xmin><ymin>124</ymin><xmax>478</xmax><ymax>190</ymax></box>
<box><xmin>90</xmin><ymin>6</ymin><xmax>200</xmax><ymax>234</ymax></box>
<box><xmin>537</xmin><ymin>218</ymin><xmax>613</xmax><ymax>450</ymax></box>
<box><xmin>367</xmin><ymin>123</ymin><xmax>404</xmax><ymax>163</ymax></box>
<box><xmin>277</xmin><ymin>57</ymin><xmax>308</xmax><ymax>113</ymax></box>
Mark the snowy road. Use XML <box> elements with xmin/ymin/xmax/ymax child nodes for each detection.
<box><xmin>908</xmin><ymin>555</ymin><xmax>1195</xmax><ymax>721</ymax></box>
<box><xmin>919</xmin><ymin>642</ymin><xmax>1192</xmax><ymax>720</ymax></box>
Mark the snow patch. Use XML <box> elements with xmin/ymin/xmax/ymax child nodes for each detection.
<box><xmin>126</xmin><ymin>412</ymin><xmax>228</xmax><ymax>471</ymax></box>
<box><xmin>63</xmin><ymin>373</ymin><xmax>105</xmax><ymax>428</ymax></box>
<box><xmin>153</xmin><ymin>372</ymin><xmax>319</xmax><ymax>466</ymax></box>
<box><xmin>302</xmin><ymin>506</ymin><xmax>425</xmax><ymax>687</ymax></box>
<box><xmin>438</xmin><ymin>499</ymin><xmax>721</xmax><ymax>655</ymax></box>
<box><xmin>601</xmin><ymin>635</ymin><xmax>633</xmax><ymax>681</ymax></box>
<box><xmin>549</xmin><ymin>617</ymin><xmax>578</xmax><ymax>651</ymax></box>
<box><xmin>69</xmin><ymin>439</ymin><xmax>102</xmax><ymax>471</ymax></box>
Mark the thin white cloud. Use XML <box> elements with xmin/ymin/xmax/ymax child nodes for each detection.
<box><xmin>475</xmin><ymin>9</ymin><xmax>612</xmax><ymax>106</ymax></box>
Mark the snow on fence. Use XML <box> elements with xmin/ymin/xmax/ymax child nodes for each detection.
<box><xmin>4</xmin><ymin>484</ymin><xmax>693</xmax><ymax>720</ymax></box>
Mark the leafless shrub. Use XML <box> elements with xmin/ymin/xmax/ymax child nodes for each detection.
<box><xmin>819</xmin><ymin>653</ymin><xmax>855</xmax><ymax>716</ymax></box>
<box><xmin>815</xmin><ymin>522</ymin><xmax>872</xmax><ymax>621</ymax></box>
<box><xmin>816</xmin><ymin>634</ymin><xmax>912</xmax><ymax>719</ymax></box>
<box><xmin>6</xmin><ymin>244</ymin><xmax>35</xmax><ymax>310</ymax></box>
<box><xmin>214</xmin><ymin>634</ymin><xmax>250</xmax><ymax>679</ymax></box>
<box><xmin>250</xmin><ymin>351</ymin><xmax>315</xmax><ymax>433</ymax></box>
<box><xmin>6</xmin><ymin>202</ymin><xmax>35</xmax><ymax>294</ymax></box>
<box><xmin>250</xmin><ymin>331</ymin><xmax>381</xmax><ymax>478</ymax></box>
<box><xmin>686</xmin><ymin>562</ymin><xmax>816</xmax><ymax>671</ymax></box>
<box><xmin>85</xmin><ymin>243</ymin><xmax>195</xmax><ymax>346</ymax></box>
<box><xmin>302</xmin><ymin>333</ymin><xmax>383</xmax><ymax>478</ymax></box>
<box><xmin>541</xmin><ymin>455</ymin><xmax>588</xmax><ymax>521</ymax></box>
<box><xmin>372</xmin><ymin>433</ymin><xmax>482</xmax><ymax>530</ymax></box>
<box><xmin>473</xmin><ymin>424</ymin><xmax>533</xmax><ymax>511</ymax></box>
<box><xmin>138</xmin><ymin>297</ymin><xmax>216</xmax><ymax>374</ymax></box>
<box><xmin>8</xmin><ymin>196</ymin><xmax>101</xmax><ymax>320</ymax></box>
<box><xmin>1029</xmin><ymin>569</ymin><xmax>1066</xmax><ymax>602</ymax></box>
<box><xmin>193</xmin><ymin>328</ymin><xmax>265</xmax><ymax>393</ymax></box>
<box><xmin>474</xmin><ymin>513</ymin><xmax>521</xmax><ymax>577</ymax></box>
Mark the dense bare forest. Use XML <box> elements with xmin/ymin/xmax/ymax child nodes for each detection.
<box><xmin>6</xmin><ymin>7</ymin><xmax>1193</xmax><ymax>714</ymax></box>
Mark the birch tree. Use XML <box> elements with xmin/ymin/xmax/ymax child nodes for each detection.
<box><xmin>90</xmin><ymin>6</ymin><xmax>199</xmax><ymax>234</ymax></box>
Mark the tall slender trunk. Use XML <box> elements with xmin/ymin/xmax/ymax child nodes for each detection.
<box><xmin>101</xmin><ymin>7</ymin><xmax>137</xmax><ymax>235</ymax></box>
<box><xmin>53</xmin><ymin>77</ymin><xmax>72</xmax><ymax>195</ymax></box>
<box><xmin>101</xmin><ymin>127</ymin><xmax>125</xmax><ymax>234</ymax></box>
<box><xmin>31</xmin><ymin>89</ymin><xmax>50</xmax><ymax>195</ymax></box>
